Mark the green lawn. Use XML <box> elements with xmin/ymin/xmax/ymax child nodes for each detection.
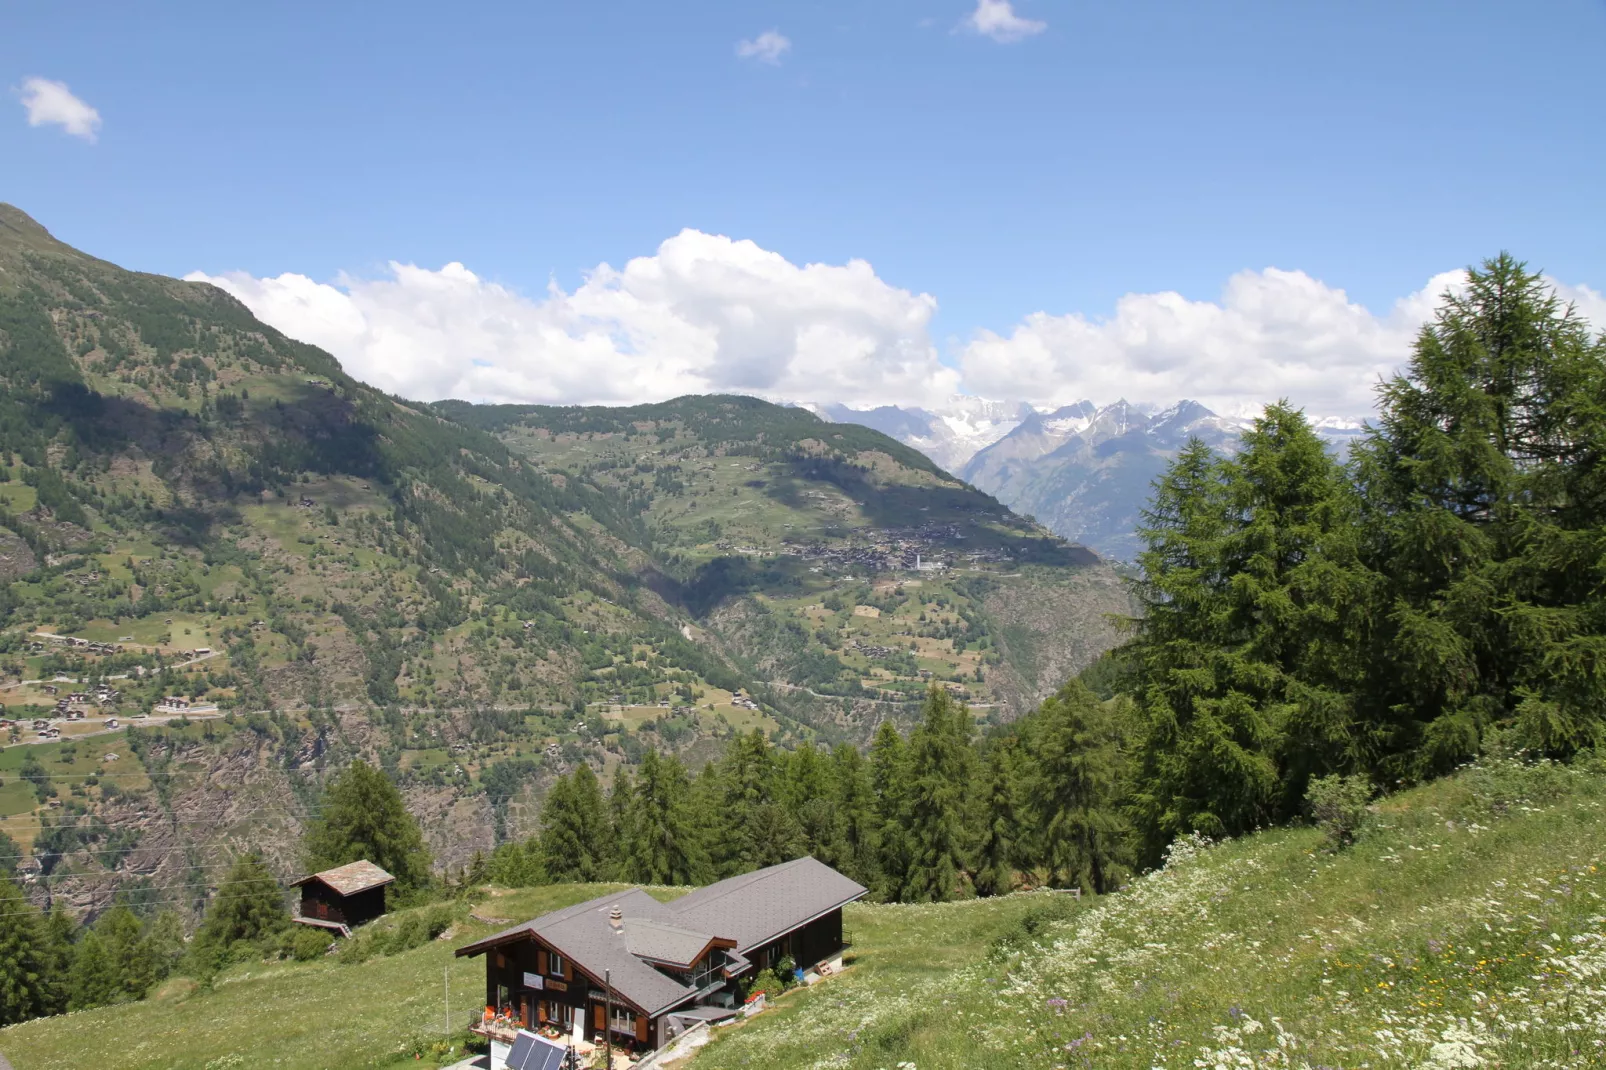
<box><xmin>0</xmin><ymin>885</ymin><xmax>644</xmax><ymax>1070</ymax></box>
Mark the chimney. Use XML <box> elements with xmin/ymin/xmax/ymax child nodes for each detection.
<box><xmin>608</xmin><ymin>904</ymin><xmax>623</xmax><ymax>930</ymax></box>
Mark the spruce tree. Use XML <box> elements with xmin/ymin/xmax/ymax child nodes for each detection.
<box><xmin>607</xmin><ymin>767</ymin><xmax>638</xmax><ymax>878</ymax></box>
<box><xmin>1126</xmin><ymin>406</ymin><xmax>1369</xmax><ymax>858</ymax></box>
<box><xmin>712</xmin><ymin>730</ymin><xmax>779</xmax><ymax>877</ymax></box>
<box><xmin>67</xmin><ymin>929</ymin><xmax>120</xmax><ymax>1011</ymax></box>
<box><xmin>828</xmin><ymin>743</ymin><xmax>880</xmax><ymax>889</ymax></box>
<box><xmin>303</xmin><ymin>760</ymin><xmax>432</xmax><ymax>896</ymax></box>
<box><xmin>0</xmin><ymin>878</ymin><xmax>55</xmax><ymax>1025</ymax></box>
<box><xmin>192</xmin><ymin>854</ymin><xmax>288</xmax><ymax>970</ymax></box>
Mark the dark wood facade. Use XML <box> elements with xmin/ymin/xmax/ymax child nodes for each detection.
<box><xmin>297</xmin><ymin>879</ymin><xmax>386</xmax><ymax>929</ymax></box>
<box><xmin>482</xmin><ymin>934</ymin><xmax>654</xmax><ymax>1049</ymax></box>
<box><xmin>747</xmin><ymin>908</ymin><xmax>845</xmax><ymax>976</ymax></box>
<box><xmin>479</xmin><ymin>907</ymin><xmax>848</xmax><ymax>1053</ymax></box>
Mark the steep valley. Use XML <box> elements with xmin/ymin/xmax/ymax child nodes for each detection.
<box><xmin>0</xmin><ymin>205</ymin><xmax>1131</xmax><ymax>921</ymax></box>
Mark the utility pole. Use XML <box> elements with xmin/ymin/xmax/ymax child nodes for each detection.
<box><xmin>604</xmin><ymin>969</ymin><xmax>614</xmax><ymax>1069</ymax></box>
<box><xmin>444</xmin><ymin>963</ymin><xmax>450</xmax><ymax>1040</ymax></box>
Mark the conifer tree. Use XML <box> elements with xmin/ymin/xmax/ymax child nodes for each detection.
<box><xmin>303</xmin><ymin>760</ymin><xmax>432</xmax><ymax>896</ymax></box>
<box><xmin>828</xmin><ymin>743</ymin><xmax>880</xmax><ymax>889</ymax></box>
<box><xmin>868</xmin><ymin>718</ymin><xmax>909</xmax><ymax>898</ymax></box>
<box><xmin>607</xmin><ymin>767</ymin><xmax>638</xmax><ymax>878</ymax></box>
<box><xmin>0</xmin><ymin>878</ymin><xmax>55</xmax><ymax>1025</ymax></box>
<box><xmin>1030</xmin><ymin>681</ymin><xmax>1132</xmax><ymax>893</ymax></box>
<box><xmin>1354</xmin><ymin>253</ymin><xmax>1606</xmax><ymax>769</ymax></box>
<box><xmin>539</xmin><ymin>763</ymin><xmax>609</xmax><ymax>882</ymax></box>
<box><xmin>972</xmin><ymin>740</ymin><xmax>1020</xmax><ymax>897</ymax></box>
<box><xmin>1127</xmin><ymin>406</ymin><xmax>1368</xmax><ymax>858</ymax></box>
<box><xmin>622</xmin><ymin>751</ymin><xmax>708</xmax><ymax>885</ymax></box>
<box><xmin>711</xmin><ymin>730</ymin><xmax>779</xmax><ymax>876</ymax></box>
<box><xmin>192</xmin><ymin>854</ymin><xmax>288</xmax><ymax>971</ymax></box>
<box><xmin>900</xmin><ymin>688</ymin><xmax>975</xmax><ymax>903</ymax></box>
<box><xmin>67</xmin><ymin>929</ymin><xmax>120</xmax><ymax>1010</ymax></box>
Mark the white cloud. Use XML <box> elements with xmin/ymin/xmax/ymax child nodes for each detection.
<box><xmin>17</xmin><ymin>76</ymin><xmax>101</xmax><ymax>142</ymax></box>
<box><xmin>962</xmin><ymin>0</ymin><xmax>1046</xmax><ymax>43</ymax></box>
<box><xmin>188</xmin><ymin>229</ymin><xmax>958</xmax><ymax>409</ymax></box>
<box><xmin>736</xmin><ymin>30</ymin><xmax>792</xmax><ymax>64</ymax></box>
<box><xmin>959</xmin><ymin>268</ymin><xmax>1475</xmax><ymax>419</ymax></box>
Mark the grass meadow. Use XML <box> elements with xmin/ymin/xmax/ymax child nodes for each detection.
<box><xmin>691</xmin><ymin>755</ymin><xmax>1606</xmax><ymax>1070</ymax></box>
<box><xmin>3</xmin><ymin>757</ymin><xmax>1604</xmax><ymax>1069</ymax></box>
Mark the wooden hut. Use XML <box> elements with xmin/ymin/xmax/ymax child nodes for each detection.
<box><xmin>290</xmin><ymin>860</ymin><xmax>394</xmax><ymax>935</ymax></box>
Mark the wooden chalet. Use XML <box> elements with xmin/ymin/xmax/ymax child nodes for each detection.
<box><xmin>456</xmin><ymin>856</ymin><xmax>866</xmax><ymax>1057</ymax></box>
<box><xmin>290</xmin><ymin>860</ymin><xmax>394</xmax><ymax>935</ymax></box>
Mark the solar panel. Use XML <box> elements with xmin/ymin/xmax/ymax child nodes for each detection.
<box><xmin>504</xmin><ymin>1031</ymin><xmax>570</xmax><ymax>1070</ymax></box>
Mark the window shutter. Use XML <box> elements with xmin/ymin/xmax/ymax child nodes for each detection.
<box><xmin>635</xmin><ymin>1014</ymin><xmax>648</xmax><ymax>1043</ymax></box>
<box><xmin>538</xmin><ymin>1000</ymin><xmax>548</xmax><ymax>1024</ymax></box>
<box><xmin>563</xmin><ymin>958</ymin><xmax>573</xmax><ymax>981</ymax></box>
<box><xmin>538</xmin><ymin>949</ymin><xmax>547</xmax><ymax>975</ymax></box>
<box><xmin>593</xmin><ymin>1003</ymin><xmax>605</xmax><ymax>1031</ymax></box>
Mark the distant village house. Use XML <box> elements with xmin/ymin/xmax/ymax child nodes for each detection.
<box><xmin>291</xmin><ymin>860</ymin><xmax>395</xmax><ymax>936</ymax></box>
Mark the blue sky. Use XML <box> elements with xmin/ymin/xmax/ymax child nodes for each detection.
<box><xmin>4</xmin><ymin>1</ymin><xmax>1604</xmax><ymax>414</ymax></box>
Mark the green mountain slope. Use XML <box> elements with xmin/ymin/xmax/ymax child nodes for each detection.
<box><xmin>0</xmin><ymin>205</ymin><xmax>1128</xmax><ymax>911</ymax></box>
<box><xmin>435</xmin><ymin>395</ymin><xmax>1132</xmax><ymax>716</ymax></box>
<box><xmin>3</xmin><ymin>756</ymin><xmax>1599</xmax><ymax>1070</ymax></box>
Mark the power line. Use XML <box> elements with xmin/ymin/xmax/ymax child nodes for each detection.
<box><xmin>0</xmin><ymin>884</ymin><xmax>313</xmax><ymax>922</ymax></box>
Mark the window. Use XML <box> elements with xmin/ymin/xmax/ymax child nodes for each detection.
<box><xmin>610</xmin><ymin>1007</ymin><xmax>635</xmax><ymax>1034</ymax></box>
<box><xmin>548</xmin><ymin>952</ymin><xmax>566</xmax><ymax>977</ymax></box>
<box><xmin>546</xmin><ymin>1000</ymin><xmax>573</xmax><ymax>1027</ymax></box>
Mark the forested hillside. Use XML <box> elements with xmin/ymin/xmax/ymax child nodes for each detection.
<box><xmin>0</xmin><ymin>204</ymin><xmax>1126</xmax><ymax>933</ymax></box>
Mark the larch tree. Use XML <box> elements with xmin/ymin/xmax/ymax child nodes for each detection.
<box><xmin>1353</xmin><ymin>253</ymin><xmax>1606</xmax><ymax>771</ymax></box>
<box><xmin>303</xmin><ymin>760</ymin><xmax>432</xmax><ymax>897</ymax></box>
<box><xmin>0</xmin><ymin>878</ymin><xmax>56</xmax><ymax>1025</ymax></box>
<box><xmin>539</xmin><ymin>763</ymin><xmax>609</xmax><ymax>883</ymax></box>
<box><xmin>899</xmin><ymin>687</ymin><xmax>975</xmax><ymax>903</ymax></box>
<box><xmin>1030</xmin><ymin>680</ymin><xmax>1132</xmax><ymax>893</ymax></box>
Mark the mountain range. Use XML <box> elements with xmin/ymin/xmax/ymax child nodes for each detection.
<box><xmin>0</xmin><ymin>204</ymin><xmax>1130</xmax><ymax>913</ymax></box>
<box><xmin>815</xmin><ymin>397</ymin><xmax>1367</xmax><ymax>560</ymax></box>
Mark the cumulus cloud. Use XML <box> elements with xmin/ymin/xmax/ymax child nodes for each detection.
<box><xmin>959</xmin><ymin>268</ymin><xmax>1476</xmax><ymax>419</ymax></box>
<box><xmin>736</xmin><ymin>30</ymin><xmax>792</xmax><ymax>64</ymax></box>
<box><xmin>188</xmin><ymin>230</ymin><xmax>958</xmax><ymax>408</ymax></box>
<box><xmin>963</xmin><ymin>0</ymin><xmax>1046</xmax><ymax>43</ymax></box>
<box><xmin>17</xmin><ymin>76</ymin><xmax>101</xmax><ymax>141</ymax></box>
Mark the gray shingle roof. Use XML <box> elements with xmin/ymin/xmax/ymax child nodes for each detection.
<box><xmin>290</xmin><ymin>859</ymin><xmax>395</xmax><ymax>896</ymax></box>
<box><xmin>457</xmin><ymin>888</ymin><xmax>698</xmax><ymax>1015</ymax></box>
<box><xmin>668</xmin><ymin>856</ymin><xmax>867</xmax><ymax>953</ymax></box>
<box><xmin>455</xmin><ymin>857</ymin><xmax>867</xmax><ymax>1016</ymax></box>
<box><xmin>623</xmin><ymin>918</ymin><xmax>722</xmax><ymax>968</ymax></box>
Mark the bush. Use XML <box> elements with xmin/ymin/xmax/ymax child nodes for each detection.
<box><xmin>1305</xmin><ymin>773</ymin><xmax>1373</xmax><ymax>849</ymax></box>
<box><xmin>748</xmin><ymin>968</ymin><xmax>786</xmax><ymax>999</ymax></box>
<box><xmin>287</xmin><ymin>925</ymin><xmax>333</xmax><ymax>962</ymax></box>
<box><xmin>383</xmin><ymin>912</ymin><xmax>428</xmax><ymax>955</ymax></box>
